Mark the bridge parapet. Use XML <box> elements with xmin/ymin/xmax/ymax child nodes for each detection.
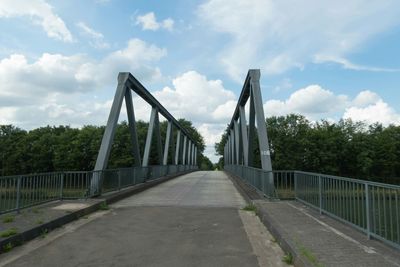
<box><xmin>223</xmin><ymin>69</ymin><xmax>400</xmax><ymax>250</ymax></box>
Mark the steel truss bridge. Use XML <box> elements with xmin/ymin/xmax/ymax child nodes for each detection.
<box><xmin>0</xmin><ymin>70</ymin><xmax>399</xmax><ymax>250</ymax></box>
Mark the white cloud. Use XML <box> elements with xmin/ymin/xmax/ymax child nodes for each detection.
<box><xmin>76</xmin><ymin>22</ymin><xmax>109</xmax><ymax>49</ymax></box>
<box><xmin>212</xmin><ymin>100</ymin><xmax>237</xmax><ymax>121</ymax></box>
<box><xmin>264</xmin><ymin>85</ymin><xmax>348</xmax><ymax>119</ymax></box>
<box><xmin>0</xmin><ymin>0</ymin><xmax>73</xmax><ymax>42</ymax></box>
<box><xmin>352</xmin><ymin>90</ymin><xmax>381</xmax><ymax>108</ymax></box>
<box><xmin>151</xmin><ymin>71</ymin><xmax>237</xmax><ymax>162</ymax></box>
<box><xmin>162</xmin><ymin>18</ymin><xmax>174</xmax><ymax>31</ymax></box>
<box><xmin>314</xmin><ymin>55</ymin><xmax>400</xmax><ymax>72</ymax></box>
<box><xmin>0</xmin><ymin>61</ymin><xmax>234</xmax><ymax>162</ymax></box>
<box><xmin>152</xmin><ymin>71</ymin><xmax>236</xmax><ymax>123</ymax></box>
<box><xmin>344</xmin><ymin>100</ymin><xmax>400</xmax><ymax>126</ymax></box>
<box><xmin>0</xmin><ymin>107</ymin><xmax>17</xmax><ymax>124</ymax></box>
<box><xmin>135</xmin><ymin>12</ymin><xmax>174</xmax><ymax>31</ymax></box>
<box><xmin>264</xmin><ymin>87</ymin><xmax>400</xmax><ymax>126</ymax></box>
<box><xmin>0</xmin><ymin>38</ymin><xmax>166</xmax><ymax>130</ymax></box>
<box><xmin>0</xmin><ymin>39</ymin><xmax>165</xmax><ymax>101</ymax></box>
<box><xmin>128</xmin><ymin>71</ymin><xmax>237</xmax><ymax>162</ymax></box>
<box><xmin>198</xmin><ymin>0</ymin><xmax>400</xmax><ymax>80</ymax></box>
<box><xmin>198</xmin><ymin>123</ymin><xmax>228</xmax><ymax>162</ymax></box>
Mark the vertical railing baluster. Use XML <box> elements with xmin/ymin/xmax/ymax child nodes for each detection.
<box><xmin>16</xmin><ymin>176</ymin><xmax>21</xmax><ymax>213</ymax></box>
<box><xmin>319</xmin><ymin>175</ymin><xmax>322</xmax><ymax>214</ymax></box>
<box><xmin>60</xmin><ymin>173</ymin><xmax>64</xmax><ymax>200</ymax></box>
<box><xmin>118</xmin><ymin>170</ymin><xmax>121</xmax><ymax>191</ymax></box>
<box><xmin>365</xmin><ymin>183</ymin><xmax>371</xmax><ymax>239</ymax></box>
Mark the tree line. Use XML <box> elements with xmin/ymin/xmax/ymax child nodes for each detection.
<box><xmin>215</xmin><ymin>114</ymin><xmax>400</xmax><ymax>184</ymax></box>
<box><xmin>0</xmin><ymin>119</ymin><xmax>213</xmax><ymax>176</ymax></box>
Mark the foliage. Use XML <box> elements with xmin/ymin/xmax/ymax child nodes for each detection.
<box><xmin>215</xmin><ymin>114</ymin><xmax>400</xmax><ymax>184</ymax></box>
<box><xmin>2</xmin><ymin>215</ymin><xmax>14</xmax><ymax>223</ymax></box>
<box><xmin>242</xmin><ymin>204</ymin><xmax>257</xmax><ymax>212</ymax></box>
<box><xmin>2</xmin><ymin>242</ymin><xmax>13</xmax><ymax>252</ymax></box>
<box><xmin>282</xmin><ymin>253</ymin><xmax>293</xmax><ymax>265</ymax></box>
<box><xmin>0</xmin><ymin>228</ymin><xmax>18</xmax><ymax>238</ymax></box>
<box><xmin>99</xmin><ymin>202</ymin><xmax>109</xmax><ymax>210</ymax></box>
<box><xmin>0</xmin><ymin>118</ymin><xmax>209</xmax><ymax>175</ymax></box>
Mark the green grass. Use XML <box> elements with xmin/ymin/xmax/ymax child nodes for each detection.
<box><xmin>299</xmin><ymin>246</ymin><xmax>324</xmax><ymax>267</ymax></box>
<box><xmin>282</xmin><ymin>253</ymin><xmax>293</xmax><ymax>265</ymax></box>
<box><xmin>294</xmin><ymin>238</ymin><xmax>324</xmax><ymax>267</ymax></box>
<box><xmin>2</xmin><ymin>215</ymin><xmax>15</xmax><ymax>223</ymax></box>
<box><xmin>36</xmin><ymin>219</ymin><xmax>44</xmax><ymax>225</ymax></box>
<box><xmin>242</xmin><ymin>204</ymin><xmax>257</xmax><ymax>212</ymax></box>
<box><xmin>2</xmin><ymin>242</ymin><xmax>13</xmax><ymax>252</ymax></box>
<box><xmin>0</xmin><ymin>228</ymin><xmax>18</xmax><ymax>238</ymax></box>
<box><xmin>40</xmin><ymin>229</ymin><xmax>48</xmax><ymax>239</ymax></box>
<box><xmin>99</xmin><ymin>202</ymin><xmax>109</xmax><ymax>210</ymax></box>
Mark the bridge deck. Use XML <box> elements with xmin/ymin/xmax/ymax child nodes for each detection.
<box><xmin>0</xmin><ymin>171</ymin><xmax>285</xmax><ymax>267</ymax></box>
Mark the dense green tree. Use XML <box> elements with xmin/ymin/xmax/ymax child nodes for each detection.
<box><xmin>0</xmin><ymin>118</ymin><xmax>206</xmax><ymax>175</ymax></box>
<box><xmin>215</xmin><ymin>114</ymin><xmax>400</xmax><ymax>184</ymax></box>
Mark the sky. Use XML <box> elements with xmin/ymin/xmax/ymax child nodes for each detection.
<box><xmin>1</xmin><ymin>0</ymin><xmax>400</xmax><ymax>163</ymax></box>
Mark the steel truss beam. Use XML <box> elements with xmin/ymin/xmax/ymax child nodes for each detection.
<box><xmin>224</xmin><ymin>69</ymin><xmax>273</xmax><ymax>172</ymax></box>
<box><xmin>92</xmin><ymin>72</ymin><xmax>198</xmax><ymax>194</ymax></box>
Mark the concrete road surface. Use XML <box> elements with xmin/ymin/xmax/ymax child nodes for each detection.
<box><xmin>0</xmin><ymin>171</ymin><xmax>286</xmax><ymax>267</ymax></box>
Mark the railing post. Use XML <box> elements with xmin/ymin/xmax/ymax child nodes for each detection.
<box><xmin>365</xmin><ymin>183</ymin><xmax>371</xmax><ymax>239</ymax></box>
<box><xmin>59</xmin><ymin>173</ymin><xmax>64</xmax><ymax>200</ymax></box>
<box><xmin>294</xmin><ymin>172</ymin><xmax>298</xmax><ymax>199</ymax></box>
<box><xmin>318</xmin><ymin>175</ymin><xmax>322</xmax><ymax>214</ymax></box>
<box><xmin>319</xmin><ymin>175</ymin><xmax>322</xmax><ymax>214</ymax></box>
<box><xmin>118</xmin><ymin>170</ymin><xmax>121</xmax><ymax>191</ymax></box>
<box><xmin>16</xmin><ymin>176</ymin><xmax>22</xmax><ymax>213</ymax></box>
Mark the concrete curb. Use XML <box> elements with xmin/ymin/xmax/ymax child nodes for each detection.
<box><xmin>0</xmin><ymin>170</ymin><xmax>196</xmax><ymax>253</ymax></box>
<box><xmin>255</xmin><ymin>204</ymin><xmax>309</xmax><ymax>267</ymax></box>
<box><xmin>224</xmin><ymin>170</ymin><xmax>311</xmax><ymax>267</ymax></box>
<box><xmin>223</xmin><ymin>171</ymin><xmax>263</xmax><ymax>203</ymax></box>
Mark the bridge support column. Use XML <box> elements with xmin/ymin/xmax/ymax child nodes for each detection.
<box><xmin>223</xmin><ymin>69</ymin><xmax>274</xmax><ymax>192</ymax></box>
<box><xmin>174</xmin><ymin>130</ymin><xmax>181</xmax><ymax>165</ymax></box>
<box><xmin>234</xmin><ymin>120</ymin><xmax>240</xmax><ymax>165</ymax></box>
<box><xmin>239</xmin><ymin>106</ymin><xmax>248</xmax><ymax>166</ymax></box>
<box><xmin>188</xmin><ymin>140</ymin><xmax>192</xmax><ymax>165</ymax></box>
<box><xmin>182</xmin><ymin>135</ymin><xmax>187</xmax><ymax>165</ymax></box>
<box><xmin>163</xmin><ymin>121</ymin><xmax>172</xmax><ymax>165</ymax></box>
<box><xmin>143</xmin><ymin>107</ymin><xmax>163</xmax><ymax>167</ymax></box>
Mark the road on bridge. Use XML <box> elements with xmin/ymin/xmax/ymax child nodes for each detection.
<box><xmin>0</xmin><ymin>171</ymin><xmax>286</xmax><ymax>267</ymax></box>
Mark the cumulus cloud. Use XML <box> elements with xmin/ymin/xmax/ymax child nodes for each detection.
<box><xmin>264</xmin><ymin>85</ymin><xmax>348</xmax><ymax>119</ymax></box>
<box><xmin>351</xmin><ymin>90</ymin><xmax>381</xmax><ymax>107</ymax></box>
<box><xmin>198</xmin><ymin>0</ymin><xmax>400</xmax><ymax>80</ymax></box>
<box><xmin>0</xmin><ymin>38</ymin><xmax>165</xmax><ymax>104</ymax></box>
<box><xmin>129</xmin><ymin>71</ymin><xmax>237</xmax><ymax>162</ymax></box>
<box><xmin>152</xmin><ymin>71</ymin><xmax>236</xmax><ymax>123</ymax></box>
<box><xmin>0</xmin><ymin>38</ymin><xmax>166</xmax><ymax>130</ymax></box>
<box><xmin>135</xmin><ymin>12</ymin><xmax>174</xmax><ymax>31</ymax></box>
<box><xmin>343</xmin><ymin>101</ymin><xmax>400</xmax><ymax>125</ymax></box>
<box><xmin>76</xmin><ymin>22</ymin><xmax>110</xmax><ymax>49</ymax></box>
<box><xmin>264</xmin><ymin>87</ymin><xmax>400</xmax><ymax>126</ymax></box>
<box><xmin>0</xmin><ymin>0</ymin><xmax>73</xmax><ymax>42</ymax></box>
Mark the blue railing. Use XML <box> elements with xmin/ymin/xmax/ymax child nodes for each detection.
<box><xmin>224</xmin><ymin>164</ymin><xmax>400</xmax><ymax>249</ymax></box>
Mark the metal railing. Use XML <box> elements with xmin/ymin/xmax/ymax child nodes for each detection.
<box><xmin>224</xmin><ymin>164</ymin><xmax>400</xmax><ymax>249</ymax></box>
<box><xmin>0</xmin><ymin>165</ymin><xmax>197</xmax><ymax>214</ymax></box>
<box><xmin>224</xmin><ymin>165</ymin><xmax>295</xmax><ymax>199</ymax></box>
